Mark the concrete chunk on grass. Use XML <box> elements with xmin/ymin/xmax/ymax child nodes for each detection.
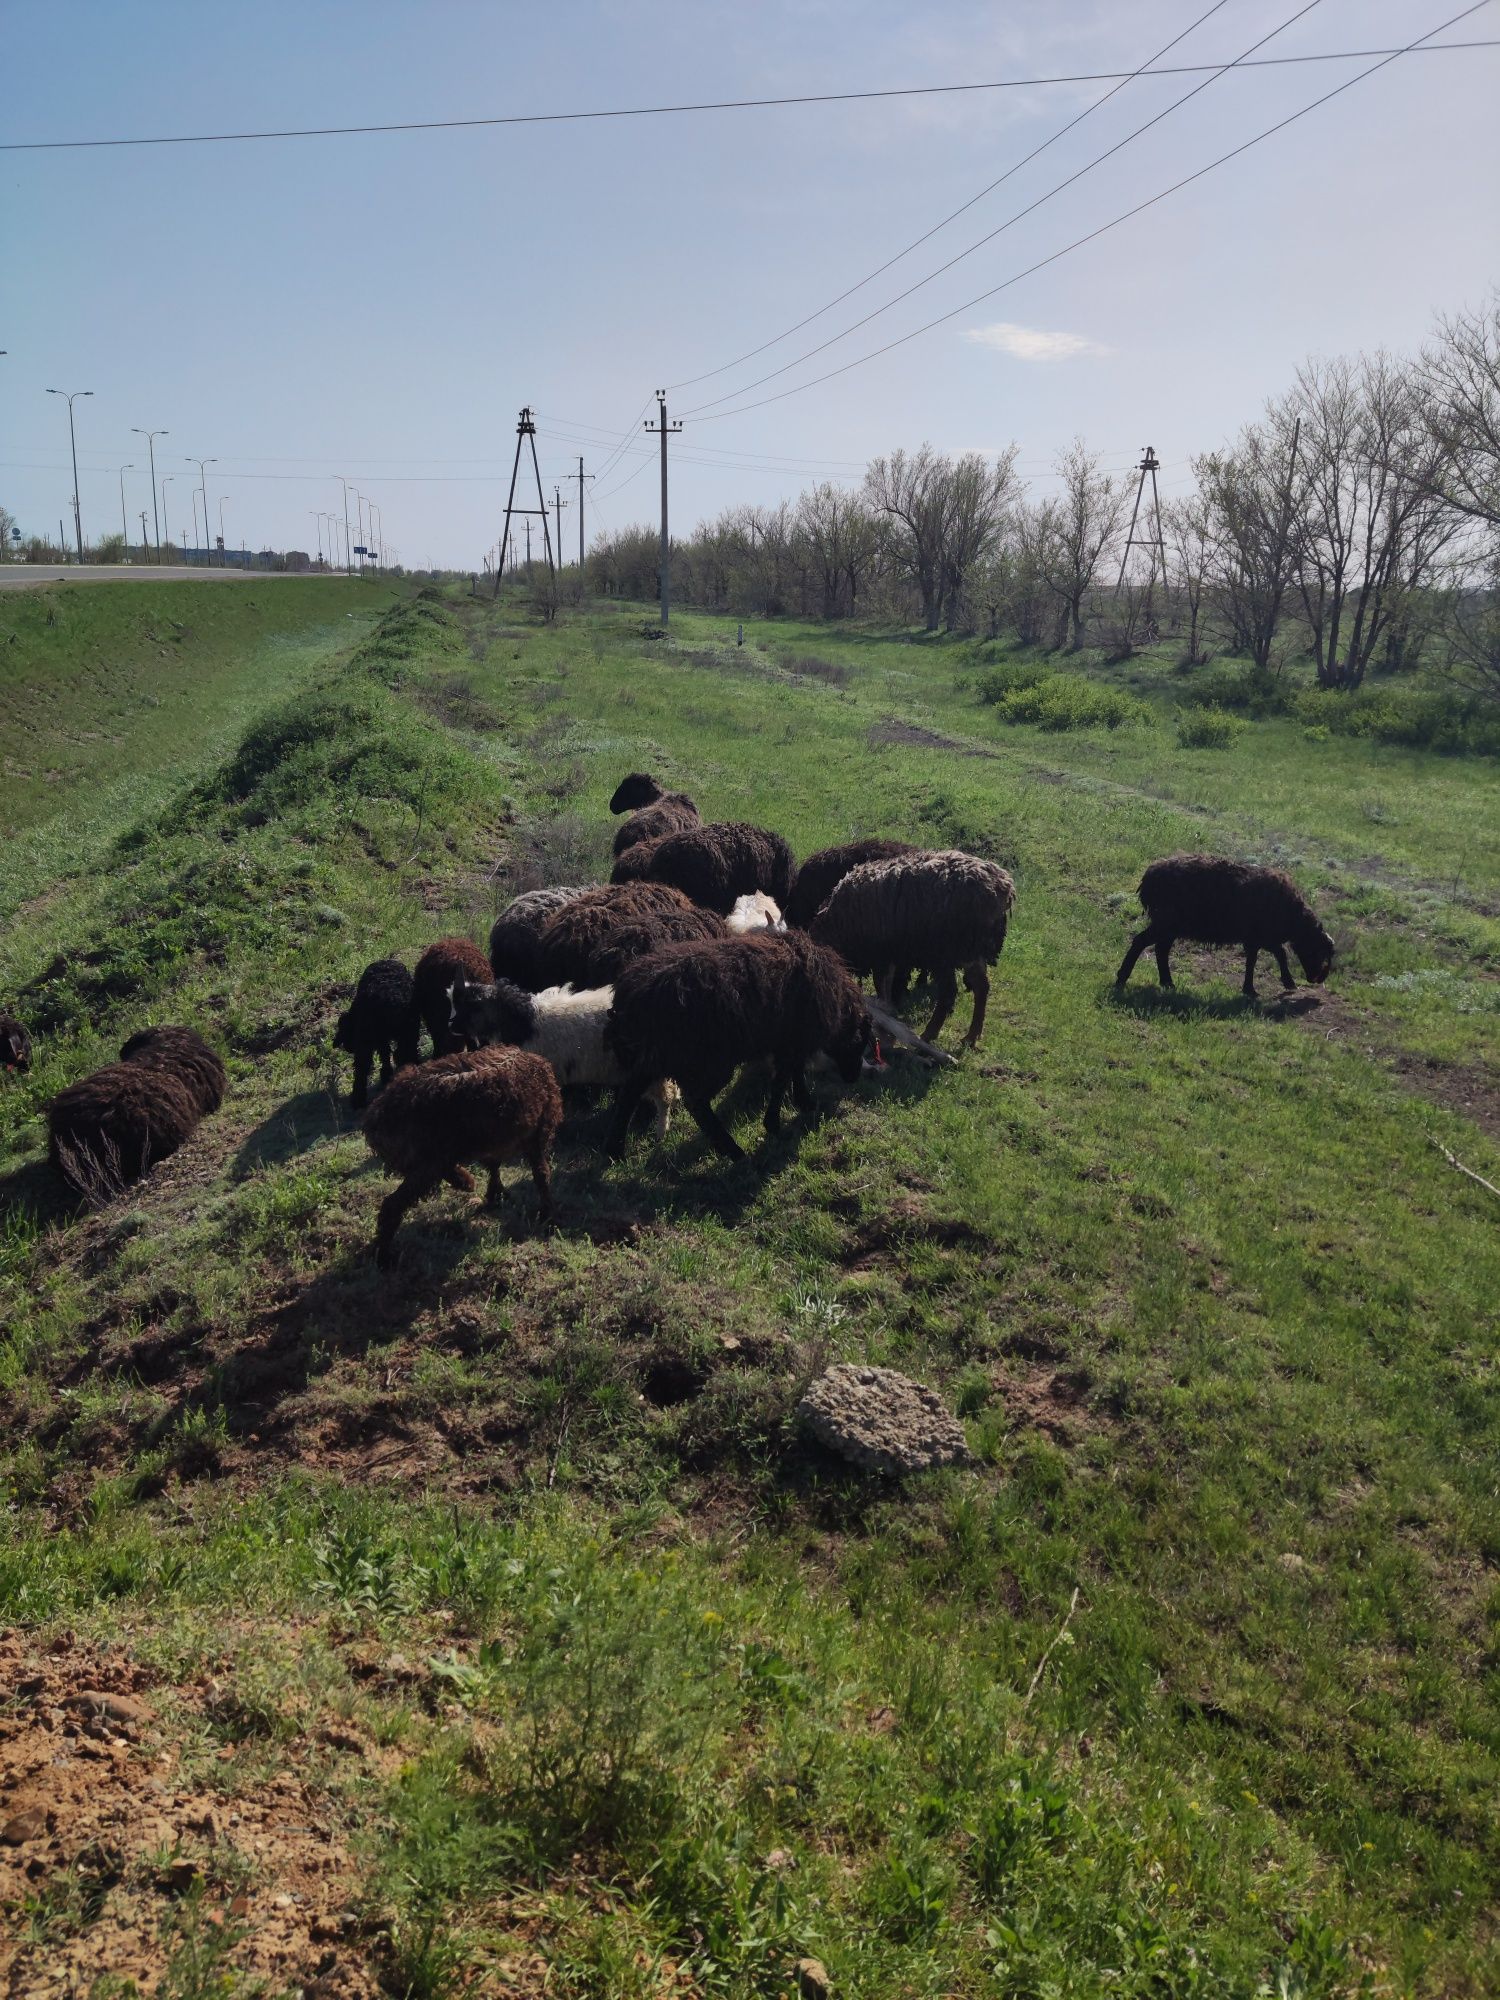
<box><xmin>797</xmin><ymin>1363</ymin><xmax>971</xmax><ymax>1476</ymax></box>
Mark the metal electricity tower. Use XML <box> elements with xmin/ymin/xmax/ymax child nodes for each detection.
<box><xmin>567</xmin><ymin>454</ymin><xmax>594</xmax><ymax>569</ymax></box>
<box><xmin>644</xmin><ymin>391</ymin><xmax>681</xmax><ymax>627</ymax></box>
<box><xmin>493</xmin><ymin>406</ymin><xmax>554</xmax><ymax>598</ymax></box>
<box><xmin>1115</xmin><ymin>445</ymin><xmax>1166</xmax><ymax>602</ymax></box>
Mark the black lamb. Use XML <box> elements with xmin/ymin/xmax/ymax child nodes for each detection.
<box><xmin>1115</xmin><ymin>854</ymin><xmax>1335</xmax><ymax>997</ymax></box>
<box><xmin>334</xmin><ymin>958</ymin><xmax>420</xmax><ymax>1107</ymax></box>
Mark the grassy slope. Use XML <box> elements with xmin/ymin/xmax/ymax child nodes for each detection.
<box><xmin>0</xmin><ymin>589</ymin><xmax>1496</xmax><ymax>1998</ymax></box>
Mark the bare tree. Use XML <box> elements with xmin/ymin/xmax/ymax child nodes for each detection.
<box><xmin>798</xmin><ymin>483</ymin><xmax>877</xmax><ymax>618</ymax></box>
<box><xmin>1287</xmin><ymin>354</ymin><xmax>1457</xmax><ymax>690</ymax></box>
<box><xmin>1043</xmin><ymin>441</ymin><xmax>1126</xmax><ymax>649</ymax></box>
<box><xmin>1420</xmin><ymin>291</ymin><xmax>1500</xmax><ymax>529</ymax></box>
<box><xmin>1196</xmin><ymin>412</ymin><xmax>1304</xmax><ymax>673</ymax></box>
<box><xmin>1164</xmin><ymin>492</ymin><xmax>1213</xmax><ymax>664</ymax></box>
<box><xmin>864</xmin><ymin>445</ymin><xmax>1015</xmax><ymax>632</ymax></box>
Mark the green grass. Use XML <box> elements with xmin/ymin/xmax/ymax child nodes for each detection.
<box><xmin>0</xmin><ymin>588</ymin><xmax>1496</xmax><ymax>1996</ymax></box>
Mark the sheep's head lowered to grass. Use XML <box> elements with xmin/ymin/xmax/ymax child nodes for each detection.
<box><xmin>449</xmin><ymin>977</ymin><xmax>536</xmax><ymax>1052</ymax></box>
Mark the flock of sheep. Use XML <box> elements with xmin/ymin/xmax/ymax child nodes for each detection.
<box><xmin>8</xmin><ymin>772</ymin><xmax>1335</xmax><ymax>1266</ymax></box>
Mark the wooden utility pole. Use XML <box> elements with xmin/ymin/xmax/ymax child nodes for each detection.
<box><xmin>643</xmin><ymin>391</ymin><xmax>681</xmax><ymax>627</ymax></box>
<box><xmin>554</xmin><ymin>484</ymin><xmax>568</xmax><ymax>564</ymax></box>
<box><xmin>569</xmin><ymin>454</ymin><xmax>594</xmax><ymax>569</ymax></box>
<box><xmin>493</xmin><ymin>406</ymin><xmax>556</xmax><ymax>597</ymax></box>
<box><xmin>1115</xmin><ymin>446</ymin><xmax>1166</xmax><ymax>601</ymax></box>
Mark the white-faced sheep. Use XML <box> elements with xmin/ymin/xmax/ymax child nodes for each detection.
<box><xmin>810</xmin><ymin>849</ymin><xmax>1015</xmax><ymax>1048</ymax></box>
<box><xmin>604</xmin><ymin>932</ymin><xmax>871</xmax><ymax>1162</ymax></box>
<box><xmin>1115</xmin><ymin>854</ymin><xmax>1335</xmax><ymax>998</ymax></box>
<box><xmin>610</xmin><ymin>821</ymin><xmax>796</xmax><ymax>915</ymax></box>
<box><xmin>488</xmin><ymin>885</ymin><xmax>595</xmax><ymax>989</ymax></box>
<box><xmin>334</xmin><ymin>959</ymin><xmax>419</xmax><ymax>1107</ymax></box>
<box><xmin>726</xmin><ymin>891</ymin><xmax>787</xmax><ymax>935</ymax></box>
<box><xmin>360</xmin><ymin>1044</ymin><xmax>562</xmax><ymax>1266</ymax></box>
<box><xmin>449</xmin><ymin>975</ymin><xmax>680</xmax><ymax>1138</ymax></box>
<box><xmin>412</xmin><ymin>937</ymin><xmax>492</xmax><ymax>1055</ymax></box>
<box><xmin>608</xmin><ymin>772</ymin><xmax>701</xmax><ymax>857</ymax></box>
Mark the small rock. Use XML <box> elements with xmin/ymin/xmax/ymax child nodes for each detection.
<box><xmin>273</xmin><ymin>1891</ymin><xmax>296</xmax><ymax>1909</ymax></box>
<box><xmin>229</xmin><ymin>1894</ymin><xmax>252</xmax><ymax>1918</ymax></box>
<box><xmin>797</xmin><ymin>1364</ymin><xmax>970</xmax><ymax>1476</ymax></box>
<box><xmin>66</xmin><ymin>1690</ymin><xmax>152</xmax><ymax>1732</ymax></box>
<box><xmin>796</xmin><ymin>1957</ymin><xmax>831</xmax><ymax>1999</ymax></box>
<box><xmin>766</xmin><ymin>1847</ymin><xmax>795</xmax><ymax>1871</ymax></box>
<box><xmin>1</xmin><ymin>1807</ymin><xmax>47</xmax><ymax>1846</ymax></box>
<box><xmin>1278</xmin><ymin>1552</ymin><xmax>1307</xmax><ymax>1573</ymax></box>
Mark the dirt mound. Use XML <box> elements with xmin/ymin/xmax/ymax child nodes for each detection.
<box><xmin>0</xmin><ymin>1632</ymin><xmax>379</xmax><ymax>1997</ymax></box>
<box><xmin>798</xmin><ymin>1363</ymin><xmax>970</xmax><ymax>1476</ymax></box>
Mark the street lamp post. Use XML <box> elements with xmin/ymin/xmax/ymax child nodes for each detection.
<box><xmin>353</xmin><ymin>491</ymin><xmax>367</xmax><ymax>572</ymax></box>
<box><xmin>191</xmin><ymin>487</ymin><xmax>204</xmax><ymax>561</ymax></box>
<box><xmin>370</xmin><ymin>502</ymin><xmax>382</xmax><ymax>570</ymax></box>
<box><xmin>130</xmin><ymin>428</ymin><xmax>169</xmax><ymax>561</ymax></box>
<box><xmin>218</xmin><ymin>497</ymin><xmax>229</xmax><ymax>562</ymax></box>
<box><xmin>331</xmin><ymin>476</ymin><xmax>352</xmax><ymax>573</ymax></box>
<box><xmin>160</xmin><ymin>475</ymin><xmax>176</xmax><ymax>553</ymax></box>
<box><xmin>46</xmin><ymin>388</ymin><xmax>93</xmax><ymax>562</ymax></box>
<box><xmin>310</xmin><ymin>511</ymin><xmax>325</xmax><ymax>566</ymax></box>
<box><xmin>185</xmin><ymin>457</ymin><xmax>217</xmax><ymax>567</ymax></box>
<box><xmin>118</xmin><ymin>464</ymin><xmax>135</xmax><ymax>554</ymax></box>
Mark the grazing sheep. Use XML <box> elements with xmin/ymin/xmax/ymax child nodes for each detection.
<box><xmin>450</xmin><ymin>975</ymin><xmax>679</xmax><ymax>1137</ymax></box>
<box><xmin>487</xmin><ymin>885</ymin><xmax>595</xmax><ymax>988</ymax></box>
<box><xmin>608</xmin><ymin>773</ymin><xmax>702</xmax><ymax>857</ymax></box>
<box><xmin>784</xmin><ymin>838</ymin><xmax>918</xmax><ymax>930</ymax></box>
<box><xmin>531</xmin><ymin>882</ymin><xmax>727</xmax><ymax>990</ymax></box>
<box><xmin>2</xmin><ymin>1015</ymin><xmax>32</xmax><ymax>1074</ymax></box>
<box><xmin>117</xmin><ymin>1025</ymin><xmax>227</xmax><ymax>1116</ymax></box>
<box><xmin>811</xmin><ymin>849</ymin><xmax>1015</xmax><ymax>1048</ymax></box>
<box><xmin>1115</xmin><ymin>854</ymin><xmax>1335</xmax><ymax>998</ymax></box>
<box><xmin>605</xmin><ymin>932</ymin><xmax>871</xmax><ymax>1162</ymax></box>
<box><xmin>361</xmin><ymin>1044</ymin><xmax>562</xmax><ymax>1266</ymax></box>
<box><xmin>412</xmin><ymin>937</ymin><xmax>492</xmax><ymax>1055</ymax></box>
<box><xmin>725</xmin><ymin>891</ymin><xmax>787</xmax><ymax>935</ymax></box>
<box><xmin>610</xmin><ymin>820</ymin><xmax>796</xmax><ymax>915</ymax></box>
<box><xmin>334</xmin><ymin>959</ymin><xmax>419</xmax><ymax>1108</ymax></box>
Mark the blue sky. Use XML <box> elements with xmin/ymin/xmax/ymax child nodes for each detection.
<box><xmin>3</xmin><ymin>0</ymin><xmax>1497</xmax><ymax>565</ymax></box>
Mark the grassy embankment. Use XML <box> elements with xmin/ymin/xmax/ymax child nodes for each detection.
<box><xmin>0</xmin><ymin>585</ymin><xmax>1496</xmax><ymax>1997</ymax></box>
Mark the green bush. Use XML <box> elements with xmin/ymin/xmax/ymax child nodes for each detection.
<box><xmin>1178</xmin><ymin>664</ymin><xmax>1289</xmax><ymax>716</ymax></box>
<box><xmin>1290</xmin><ymin>685</ymin><xmax>1500</xmax><ymax>756</ymax></box>
<box><xmin>994</xmin><ymin>675</ymin><xmax>1150</xmax><ymax>732</ymax></box>
<box><xmin>1176</xmin><ymin>707</ymin><xmax>1244</xmax><ymax>749</ymax></box>
<box><xmin>975</xmin><ymin>659</ymin><xmax>1053</xmax><ymax>704</ymax></box>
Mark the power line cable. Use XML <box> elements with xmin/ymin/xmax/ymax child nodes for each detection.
<box><xmin>3</xmin><ymin>41</ymin><xmax>1494</xmax><ymax>151</ymax></box>
<box><xmin>682</xmin><ymin>0</ymin><xmax>1327</xmax><ymax>417</ymax></box>
<box><xmin>668</xmin><ymin>0</ymin><xmax>1236</xmax><ymax>392</ymax></box>
<box><xmin>689</xmin><ymin>2</ymin><xmax>1494</xmax><ymax>426</ymax></box>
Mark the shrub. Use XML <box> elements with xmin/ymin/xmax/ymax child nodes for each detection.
<box><xmin>976</xmin><ymin>659</ymin><xmax>1053</xmax><ymax>704</ymax></box>
<box><xmin>993</xmin><ymin>675</ymin><xmax>1150</xmax><ymax>732</ymax></box>
<box><xmin>1178</xmin><ymin>664</ymin><xmax>1289</xmax><ymax>717</ymax></box>
<box><xmin>1176</xmin><ymin>707</ymin><xmax>1243</xmax><ymax>749</ymax></box>
<box><xmin>1290</xmin><ymin>685</ymin><xmax>1500</xmax><ymax>756</ymax></box>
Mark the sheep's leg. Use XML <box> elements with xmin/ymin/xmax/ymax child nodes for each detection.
<box><xmin>351</xmin><ymin>1040</ymin><xmax>373</xmax><ymax>1110</ymax></box>
<box><xmin>375</xmin><ymin>1173</ymin><xmax>440</xmax><ymax>1267</ymax></box>
<box><xmin>1115</xmin><ymin>927</ymin><xmax>1157</xmax><ymax>988</ymax></box>
<box><xmin>875</xmin><ymin>964</ymin><xmax>896</xmax><ymax>1004</ymax></box>
<box><xmin>1153</xmin><ymin>938</ymin><xmax>1175</xmax><ymax>989</ymax></box>
<box><xmin>686</xmin><ymin>1093</ymin><xmax>746</xmax><ymax>1163</ymax></box>
<box><xmin>789</xmin><ymin>1065</ymin><xmax>814</xmax><ymax>1115</ymax></box>
<box><xmin>764</xmin><ymin>1065</ymin><xmax>791</xmax><ymax>1139</ymax></box>
<box><xmin>891</xmin><ymin>965</ymin><xmax>912</xmax><ymax>1005</ymax></box>
<box><xmin>647</xmin><ymin>1079</ymin><xmax>676</xmax><ymax>1139</ymax></box>
<box><xmin>961</xmin><ymin>963</ymin><xmax>989</xmax><ymax>1048</ymax></box>
<box><xmin>1242</xmin><ymin>946</ymin><xmax>1261</xmax><ymax>997</ymax></box>
<box><xmin>526</xmin><ymin>1139</ymin><xmax>556</xmax><ymax>1226</ymax></box>
<box><xmin>377</xmin><ymin>1038</ymin><xmax>396</xmax><ymax>1087</ymax></box>
<box><xmin>1270</xmin><ymin>944</ymin><xmax>1296</xmax><ymax>990</ymax></box>
<box><xmin>446</xmin><ymin>1166</ymin><xmax>477</xmax><ymax>1193</ymax></box>
<box><xmin>606</xmin><ymin>1077</ymin><xmax>651</xmax><ymax>1158</ymax></box>
<box><xmin>921</xmin><ymin>968</ymin><xmax>959</xmax><ymax>1044</ymax></box>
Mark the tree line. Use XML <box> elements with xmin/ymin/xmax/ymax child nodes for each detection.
<box><xmin>587</xmin><ymin>295</ymin><xmax>1499</xmax><ymax>700</ymax></box>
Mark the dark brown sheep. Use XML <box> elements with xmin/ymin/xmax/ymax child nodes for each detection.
<box><xmin>412</xmin><ymin>937</ymin><xmax>492</xmax><ymax>1055</ymax></box>
<box><xmin>605</xmin><ymin>932</ymin><xmax>871</xmax><ymax>1161</ymax></box>
<box><xmin>487</xmin><ymin>886</ymin><xmax>595</xmax><ymax>988</ymax></box>
<box><xmin>117</xmin><ymin>1025</ymin><xmax>227</xmax><ymax>1117</ymax></box>
<box><xmin>811</xmin><ymin>849</ymin><xmax>1015</xmax><ymax>1048</ymax></box>
<box><xmin>530</xmin><ymin>882</ymin><xmax>726</xmax><ymax>990</ymax></box>
<box><xmin>608</xmin><ymin>772</ymin><xmax>702</xmax><ymax>858</ymax></box>
<box><xmin>334</xmin><ymin>959</ymin><xmax>419</xmax><ymax>1107</ymax></box>
<box><xmin>1115</xmin><ymin>854</ymin><xmax>1335</xmax><ymax>997</ymax></box>
<box><xmin>48</xmin><ymin>1062</ymin><xmax>203</xmax><ymax>1198</ymax></box>
<box><xmin>2</xmin><ymin>1014</ymin><xmax>32</xmax><ymax>1074</ymax></box>
<box><xmin>610</xmin><ymin>820</ymin><xmax>796</xmax><ymax>915</ymax></box>
<box><xmin>784</xmin><ymin>838</ymin><xmax>918</xmax><ymax>930</ymax></box>
<box><xmin>361</xmin><ymin>1044</ymin><xmax>562</xmax><ymax>1266</ymax></box>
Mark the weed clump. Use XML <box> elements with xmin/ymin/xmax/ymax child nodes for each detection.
<box><xmin>988</xmin><ymin>674</ymin><xmax>1150</xmax><ymax>732</ymax></box>
<box><xmin>1175</xmin><ymin>707</ymin><xmax>1244</xmax><ymax>749</ymax></box>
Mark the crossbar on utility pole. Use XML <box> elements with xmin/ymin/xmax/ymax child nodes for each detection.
<box><xmin>643</xmin><ymin>391</ymin><xmax>681</xmax><ymax>628</ymax></box>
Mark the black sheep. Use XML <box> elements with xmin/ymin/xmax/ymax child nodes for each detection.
<box><xmin>488</xmin><ymin>886</ymin><xmax>594</xmax><ymax>988</ymax></box>
<box><xmin>530</xmin><ymin>882</ymin><xmax>726</xmax><ymax>990</ymax></box>
<box><xmin>118</xmin><ymin>1025</ymin><xmax>227</xmax><ymax>1117</ymax></box>
<box><xmin>334</xmin><ymin>959</ymin><xmax>419</xmax><ymax>1107</ymax></box>
<box><xmin>412</xmin><ymin>937</ymin><xmax>492</xmax><ymax>1055</ymax></box>
<box><xmin>610</xmin><ymin>820</ymin><xmax>796</xmax><ymax>915</ymax></box>
<box><xmin>605</xmin><ymin>932</ymin><xmax>871</xmax><ymax>1161</ymax></box>
<box><xmin>784</xmin><ymin>838</ymin><xmax>918</xmax><ymax>931</ymax></box>
<box><xmin>608</xmin><ymin>772</ymin><xmax>702</xmax><ymax>858</ymax></box>
<box><xmin>2</xmin><ymin>1014</ymin><xmax>32</xmax><ymax>1075</ymax></box>
<box><xmin>1115</xmin><ymin>854</ymin><xmax>1335</xmax><ymax>997</ymax></box>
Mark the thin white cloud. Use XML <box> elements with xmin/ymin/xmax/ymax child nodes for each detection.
<box><xmin>963</xmin><ymin>321</ymin><xmax>1110</xmax><ymax>362</ymax></box>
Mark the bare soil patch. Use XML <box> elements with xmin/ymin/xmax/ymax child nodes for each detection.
<box><xmin>867</xmin><ymin>720</ymin><xmax>996</xmax><ymax>757</ymax></box>
<box><xmin>1291</xmin><ymin>989</ymin><xmax>1500</xmax><ymax>1141</ymax></box>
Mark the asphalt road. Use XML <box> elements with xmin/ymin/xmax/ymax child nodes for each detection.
<box><xmin>0</xmin><ymin>565</ymin><xmax>342</xmax><ymax>590</ymax></box>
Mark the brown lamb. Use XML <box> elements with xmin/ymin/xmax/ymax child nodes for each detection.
<box><xmin>412</xmin><ymin>937</ymin><xmax>492</xmax><ymax>1055</ymax></box>
<box><xmin>608</xmin><ymin>772</ymin><xmax>701</xmax><ymax>857</ymax></box>
<box><xmin>610</xmin><ymin>820</ymin><xmax>796</xmax><ymax>915</ymax></box>
<box><xmin>361</xmin><ymin>1044</ymin><xmax>562</xmax><ymax>1266</ymax></box>
<box><xmin>605</xmin><ymin>931</ymin><xmax>871</xmax><ymax>1162</ymax></box>
<box><xmin>1115</xmin><ymin>853</ymin><xmax>1335</xmax><ymax>997</ymax></box>
<box><xmin>811</xmin><ymin>848</ymin><xmax>1015</xmax><ymax>1047</ymax></box>
<box><xmin>529</xmin><ymin>882</ymin><xmax>726</xmax><ymax>990</ymax></box>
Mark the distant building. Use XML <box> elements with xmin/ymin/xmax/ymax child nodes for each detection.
<box><xmin>283</xmin><ymin>550</ymin><xmax>311</xmax><ymax>572</ymax></box>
